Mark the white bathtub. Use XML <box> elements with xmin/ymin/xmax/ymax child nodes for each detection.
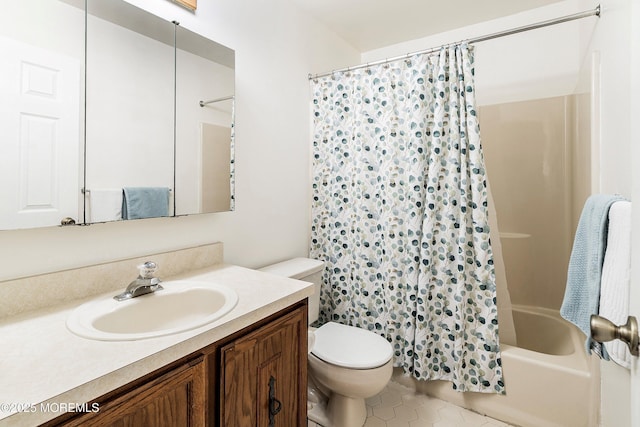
<box><xmin>393</xmin><ymin>305</ymin><xmax>599</xmax><ymax>427</ymax></box>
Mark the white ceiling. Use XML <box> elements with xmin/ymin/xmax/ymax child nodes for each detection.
<box><xmin>293</xmin><ymin>0</ymin><xmax>566</xmax><ymax>52</ymax></box>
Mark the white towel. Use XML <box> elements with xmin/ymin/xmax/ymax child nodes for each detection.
<box><xmin>599</xmin><ymin>200</ymin><xmax>632</xmax><ymax>368</ymax></box>
<box><xmin>89</xmin><ymin>189</ymin><xmax>123</xmax><ymax>222</ymax></box>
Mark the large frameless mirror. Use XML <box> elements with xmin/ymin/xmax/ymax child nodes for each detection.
<box><xmin>0</xmin><ymin>0</ymin><xmax>235</xmax><ymax>230</ymax></box>
<box><xmin>84</xmin><ymin>0</ymin><xmax>176</xmax><ymax>223</ymax></box>
<box><xmin>85</xmin><ymin>0</ymin><xmax>235</xmax><ymax>223</ymax></box>
<box><xmin>174</xmin><ymin>24</ymin><xmax>235</xmax><ymax>216</ymax></box>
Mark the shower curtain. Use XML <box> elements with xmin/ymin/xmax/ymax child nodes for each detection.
<box><xmin>310</xmin><ymin>44</ymin><xmax>505</xmax><ymax>393</ymax></box>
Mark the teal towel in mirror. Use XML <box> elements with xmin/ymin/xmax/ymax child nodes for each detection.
<box><xmin>122</xmin><ymin>187</ymin><xmax>170</xmax><ymax>220</ymax></box>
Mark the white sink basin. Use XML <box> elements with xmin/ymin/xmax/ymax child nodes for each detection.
<box><xmin>66</xmin><ymin>280</ymin><xmax>238</xmax><ymax>341</ymax></box>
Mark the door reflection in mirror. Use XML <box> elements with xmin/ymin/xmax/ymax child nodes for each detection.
<box><xmin>0</xmin><ymin>0</ymin><xmax>84</xmax><ymax>230</ymax></box>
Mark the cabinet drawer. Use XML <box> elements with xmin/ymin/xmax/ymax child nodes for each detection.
<box><xmin>52</xmin><ymin>357</ymin><xmax>205</xmax><ymax>427</ymax></box>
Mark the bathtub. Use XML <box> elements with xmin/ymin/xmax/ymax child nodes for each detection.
<box><xmin>393</xmin><ymin>305</ymin><xmax>600</xmax><ymax>427</ymax></box>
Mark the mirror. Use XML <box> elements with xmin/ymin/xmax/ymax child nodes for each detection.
<box><xmin>85</xmin><ymin>0</ymin><xmax>175</xmax><ymax>222</ymax></box>
<box><xmin>0</xmin><ymin>0</ymin><xmax>235</xmax><ymax>230</ymax></box>
<box><xmin>175</xmin><ymin>25</ymin><xmax>235</xmax><ymax>215</ymax></box>
<box><xmin>0</xmin><ymin>0</ymin><xmax>85</xmax><ymax>229</ymax></box>
<box><xmin>85</xmin><ymin>0</ymin><xmax>235</xmax><ymax>223</ymax></box>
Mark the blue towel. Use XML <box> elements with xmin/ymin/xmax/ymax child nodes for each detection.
<box><xmin>122</xmin><ymin>187</ymin><xmax>170</xmax><ymax>220</ymax></box>
<box><xmin>560</xmin><ymin>194</ymin><xmax>624</xmax><ymax>359</ymax></box>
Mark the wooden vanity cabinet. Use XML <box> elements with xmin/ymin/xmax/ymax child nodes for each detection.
<box><xmin>51</xmin><ymin>356</ymin><xmax>206</xmax><ymax>427</ymax></box>
<box><xmin>216</xmin><ymin>304</ymin><xmax>307</xmax><ymax>426</ymax></box>
<box><xmin>44</xmin><ymin>301</ymin><xmax>307</xmax><ymax>427</ymax></box>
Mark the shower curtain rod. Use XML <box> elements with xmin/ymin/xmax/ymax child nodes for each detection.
<box><xmin>308</xmin><ymin>5</ymin><xmax>600</xmax><ymax>80</ymax></box>
<box><xmin>199</xmin><ymin>95</ymin><xmax>234</xmax><ymax>107</ymax></box>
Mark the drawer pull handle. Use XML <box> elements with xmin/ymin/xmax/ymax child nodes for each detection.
<box><xmin>268</xmin><ymin>375</ymin><xmax>282</xmax><ymax>426</ymax></box>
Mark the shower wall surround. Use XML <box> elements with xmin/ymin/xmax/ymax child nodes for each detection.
<box><xmin>480</xmin><ymin>95</ymin><xmax>589</xmax><ymax>310</ymax></box>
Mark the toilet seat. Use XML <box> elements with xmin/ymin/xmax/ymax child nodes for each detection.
<box><xmin>311</xmin><ymin>322</ymin><xmax>393</xmax><ymax>369</ymax></box>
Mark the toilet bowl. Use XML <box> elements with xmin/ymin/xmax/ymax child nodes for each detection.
<box><xmin>309</xmin><ymin>321</ymin><xmax>393</xmax><ymax>426</ymax></box>
<box><xmin>259</xmin><ymin>258</ymin><xmax>393</xmax><ymax>427</ymax></box>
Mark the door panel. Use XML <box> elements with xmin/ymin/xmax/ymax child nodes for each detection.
<box><xmin>220</xmin><ymin>309</ymin><xmax>305</xmax><ymax>426</ymax></box>
<box><xmin>0</xmin><ymin>36</ymin><xmax>81</xmax><ymax>228</ymax></box>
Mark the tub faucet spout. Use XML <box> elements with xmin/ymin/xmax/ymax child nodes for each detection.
<box><xmin>113</xmin><ymin>261</ymin><xmax>164</xmax><ymax>301</ymax></box>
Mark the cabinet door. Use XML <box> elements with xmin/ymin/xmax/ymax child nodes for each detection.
<box><xmin>61</xmin><ymin>357</ymin><xmax>205</xmax><ymax>427</ymax></box>
<box><xmin>220</xmin><ymin>308</ymin><xmax>307</xmax><ymax>427</ymax></box>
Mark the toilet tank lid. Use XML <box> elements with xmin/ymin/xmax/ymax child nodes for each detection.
<box><xmin>258</xmin><ymin>257</ymin><xmax>325</xmax><ymax>279</ymax></box>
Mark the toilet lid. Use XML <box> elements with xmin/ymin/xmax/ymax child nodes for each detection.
<box><xmin>311</xmin><ymin>322</ymin><xmax>393</xmax><ymax>369</ymax></box>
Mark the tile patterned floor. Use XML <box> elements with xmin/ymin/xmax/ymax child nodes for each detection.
<box><xmin>308</xmin><ymin>381</ymin><xmax>514</xmax><ymax>427</ymax></box>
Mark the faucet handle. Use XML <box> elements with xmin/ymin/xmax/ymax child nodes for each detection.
<box><xmin>137</xmin><ymin>261</ymin><xmax>158</xmax><ymax>279</ymax></box>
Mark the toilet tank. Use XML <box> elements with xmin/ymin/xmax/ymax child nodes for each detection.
<box><xmin>258</xmin><ymin>258</ymin><xmax>325</xmax><ymax>324</ymax></box>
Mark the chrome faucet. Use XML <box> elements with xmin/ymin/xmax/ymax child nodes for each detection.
<box><xmin>113</xmin><ymin>261</ymin><xmax>164</xmax><ymax>301</ymax></box>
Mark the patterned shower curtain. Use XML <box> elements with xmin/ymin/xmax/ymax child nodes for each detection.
<box><xmin>310</xmin><ymin>44</ymin><xmax>504</xmax><ymax>393</ymax></box>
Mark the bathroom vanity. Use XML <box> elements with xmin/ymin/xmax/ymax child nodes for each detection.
<box><xmin>44</xmin><ymin>301</ymin><xmax>307</xmax><ymax>426</ymax></box>
<box><xmin>0</xmin><ymin>244</ymin><xmax>312</xmax><ymax>427</ymax></box>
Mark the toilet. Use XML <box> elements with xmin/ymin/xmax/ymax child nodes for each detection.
<box><xmin>259</xmin><ymin>258</ymin><xmax>393</xmax><ymax>427</ymax></box>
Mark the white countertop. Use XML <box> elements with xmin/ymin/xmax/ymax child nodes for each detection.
<box><xmin>0</xmin><ymin>264</ymin><xmax>313</xmax><ymax>426</ymax></box>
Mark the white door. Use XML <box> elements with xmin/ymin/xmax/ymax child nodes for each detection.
<box><xmin>629</xmin><ymin>1</ymin><xmax>640</xmax><ymax>425</ymax></box>
<box><xmin>0</xmin><ymin>36</ymin><xmax>81</xmax><ymax>229</ymax></box>
<box><xmin>590</xmin><ymin>3</ymin><xmax>640</xmax><ymax>423</ymax></box>
<box><xmin>630</xmin><ymin>245</ymin><xmax>640</xmax><ymax>424</ymax></box>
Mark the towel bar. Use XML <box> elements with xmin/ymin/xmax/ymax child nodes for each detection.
<box><xmin>82</xmin><ymin>188</ymin><xmax>173</xmax><ymax>193</ymax></box>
